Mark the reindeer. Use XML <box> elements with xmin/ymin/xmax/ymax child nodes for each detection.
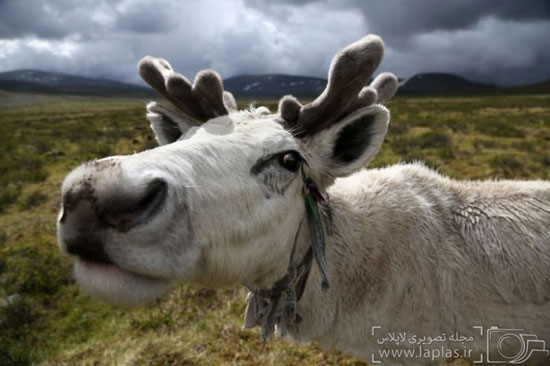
<box><xmin>56</xmin><ymin>35</ymin><xmax>550</xmax><ymax>365</ymax></box>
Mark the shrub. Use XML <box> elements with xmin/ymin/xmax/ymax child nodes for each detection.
<box><xmin>0</xmin><ymin>297</ymin><xmax>34</xmax><ymax>366</ymax></box>
<box><xmin>512</xmin><ymin>140</ymin><xmax>535</xmax><ymax>152</ymax></box>
<box><xmin>0</xmin><ymin>229</ymin><xmax>6</xmax><ymax>247</ymax></box>
<box><xmin>3</xmin><ymin>243</ymin><xmax>71</xmax><ymax>296</ymax></box>
<box><xmin>0</xmin><ymin>296</ymin><xmax>34</xmax><ymax>332</ymax></box>
<box><xmin>392</xmin><ymin>130</ymin><xmax>453</xmax><ymax>156</ymax></box>
<box><xmin>490</xmin><ymin>154</ymin><xmax>524</xmax><ymax>178</ymax></box>
<box><xmin>475</xmin><ymin>119</ymin><xmax>524</xmax><ymax>138</ymax></box>
<box><xmin>0</xmin><ymin>183</ymin><xmax>18</xmax><ymax>212</ymax></box>
<box><xmin>473</xmin><ymin>138</ymin><xmax>501</xmax><ymax>149</ymax></box>
<box><xmin>415</xmin><ymin>130</ymin><xmax>453</xmax><ymax>149</ymax></box>
<box><xmin>389</xmin><ymin>123</ymin><xmax>409</xmax><ymax>135</ymax></box>
<box><xmin>18</xmin><ymin>191</ymin><xmax>48</xmax><ymax>211</ymax></box>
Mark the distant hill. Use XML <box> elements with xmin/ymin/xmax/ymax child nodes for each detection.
<box><xmin>0</xmin><ymin>69</ymin><xmax>155</xmax><ymax>98</ymax></box>
<box><xmin>222</xmin><ymin>72</ymin><xmax>503</xmax><ymax>98</ymax></box>
<box><xmin>0</xmin><ymin>69</ymin><xmax>548</xmax><ymax>99</ymax></box>
<box><xmin>223</xmin><ymin>74</ymin><xmax>326</xmax><ymax>98</ymax></box>
<box><xmin>500</xmin><ymin>79</ymin><xmax>550</xmax><ymax>95</ymax></box>
<box><xmin>223</xmin><ymin>72</ymin><xmax>548</xmax><ymax>98</ymax></box>
<box><xmin>397</xmin><ymin>73</ymin><xmax>494</xmax><ymax>95</ymax></box>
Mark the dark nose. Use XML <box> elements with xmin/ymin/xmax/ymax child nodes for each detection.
<box><xmin>59</xmin><ymin>178</ymin><xmax>168</xmax><ymax>262</ymax></box>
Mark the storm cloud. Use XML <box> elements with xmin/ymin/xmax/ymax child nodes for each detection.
<box><xmin>0</xmin><ymin>0</ymin><xmax>548</xmax><ymax>85</ymax></box>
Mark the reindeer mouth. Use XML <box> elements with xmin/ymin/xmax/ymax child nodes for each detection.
<box><xmin>64</xmin><ymin>235</ymin><xmax>168</xmax><ymax>292</ymax></box>
<box><xmin>74</xmin><ymin>254</ymin><xmax>166</xmax><ymax>284</ymax></box>
<box><xmin>65</xmin><ymin>236</ymin><xmax>114</xmax><ymax>265</ymax></box>
<box><xmin>75</xmin><ymin>257</ymin><xmax>150</xmax><ymax>278</ymax></box>
<box><xmin>73</xmin><ymin>258</ymin><xmax>170</xmax><ymax>306</ymax></box>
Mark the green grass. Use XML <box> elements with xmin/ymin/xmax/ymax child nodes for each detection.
<box><xmin>0</xmin><ymin>92</ymin><xmax>549</xmax><ymax>365</ymax></box>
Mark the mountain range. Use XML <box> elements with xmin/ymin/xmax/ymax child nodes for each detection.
<box><xmin>0</xmin><ymin>69</ymin><xmax>155</xmax><ymax>98</ymax></box>
<box><xmin>223</xmin><ymin>74</ymin><xmax>326</xmax><ymax>98</ymax></box>
<box><xmin>0</xmin><ymin>69</ymin><xmax>548</xmax><ymax>99</ymax></box>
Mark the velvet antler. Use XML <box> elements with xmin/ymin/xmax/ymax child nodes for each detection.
<box><xmin>278</xmin><ymin>35</ymin><xmax>398</xmax><ymax>137</ymax></box>
<box><xmin>138</xmin><ymin>56</ymin><xmax>237</xmax><ymax>124</ymax></box>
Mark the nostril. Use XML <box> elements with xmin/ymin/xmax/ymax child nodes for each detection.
<box><xmin>65</xmin><ymin>238</ymin><xmax>113</xmax><ymax>265</ymax></box>
<box><xmin>137</xmin><ymin>178</ymin><xmax>168</xmax><ymax>215</ymax></box>
<box><xmin>101</xmin><ymin>178</ymin><xmax>168</xmax><ymax>231</ymax></box>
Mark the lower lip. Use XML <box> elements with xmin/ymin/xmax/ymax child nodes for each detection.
<box><xmin>78</xmin><ymin>259</ymin><xmax>124</xmax><ymax>273</ymax></box>
<box><xmin>74</xmin><ymin>258</ymin><xmax>170</xmax><ymax>306</ymax></box>
<box><xmin>76</xmin><ymin>258</ymin><xmax>157</xmax><ymax>282</ymax></box>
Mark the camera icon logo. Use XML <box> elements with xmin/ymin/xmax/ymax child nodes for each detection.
<box><xmin>486</xmin><ymin>326</ymin><xmax>549</xmax><ymax>364</ymax></box>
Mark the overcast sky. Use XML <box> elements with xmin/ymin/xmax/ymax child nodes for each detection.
<box><xmin>0</xmin><ymin>0</ymin><xmax>548</xmax><ymax>86</ymax></box>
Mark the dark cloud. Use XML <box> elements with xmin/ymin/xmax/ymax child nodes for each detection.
<box><xmin>0</xmin><ymin>0</ymin><xmax>80</xmax><ymax>39</ymax></box>
<box><xmin>0</xmin><ymin>0</ymin><xmax>179</xmax><ymax>39</ymax></box>
<box><xmin>245</xmin><ymin>0</ymin><xmax>550</xmax><ymax>35</ymax></box>
<box><xmin>381</xmin><ymin>18</ymin><xmax>550</xmax><ymax>85</ymax></box>
<box><xmin>359</xmin><ymin>0</ymin><xmax>550</xmax><ymax>85</ymax></box>
<box><xmin>114</xmin><ymin>1</ymin><xmax>178</xmax><ymax>34</ymax></box>
<box><xmin>0</xmin><ymin>0</ymin><xmax>548</xmax><ymax>86</ymax></box>
<box><xmin>243</xmin><ymin>0</ymin><xmax>550</xmax><ymax>85</ymax></box>
<box><xmin>349</xmin><ymin>0</ymin><xmax>550</xmax><ymax>38</ymax></box>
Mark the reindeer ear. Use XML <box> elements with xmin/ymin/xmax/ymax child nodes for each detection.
<box><xmin>307</xmin><ymin>105</ymin><xmax>389</xmax><ymax>177</ymax></box>
<box><xmin>146</xmin><ymin>102</ymin><xmax>196</xmax><ymax>145</ymax></box>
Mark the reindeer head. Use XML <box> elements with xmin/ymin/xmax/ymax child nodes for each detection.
<box><xmin>56</xmin><ymin>35</ymin><xmax>398</xmax><ymax>306</ymax></box>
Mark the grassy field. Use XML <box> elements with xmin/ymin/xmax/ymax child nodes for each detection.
<box><xmin>0</xmin><ymin>92</ymin><xmax>549</xmax><ymax>365</ymax></box>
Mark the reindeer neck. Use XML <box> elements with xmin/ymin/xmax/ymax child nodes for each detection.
<box><xmin>243</xmin><ymin>217</ymin><xmax>313</xmax><ymax>291</ymax></box>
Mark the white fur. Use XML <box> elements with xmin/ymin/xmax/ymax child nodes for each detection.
<box><xmin>58</xmin><ymin>107</ymin><xmax>550</xmax><ymax>365</ymax></box>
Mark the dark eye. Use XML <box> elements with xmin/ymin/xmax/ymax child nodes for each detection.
<box><xmin>280</xmin><ymin>151</ymin><xmax>302</xmax><ymax>172</ymax></box>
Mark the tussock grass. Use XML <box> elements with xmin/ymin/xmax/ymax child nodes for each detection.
<box><xmin>0</xmin><ymin>93</ymin><xmax>548</xmax><ymax>365</ymax></box>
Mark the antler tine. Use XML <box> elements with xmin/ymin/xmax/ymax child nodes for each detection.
<box><xmin>344</xmin><ymin>86</ymin><xmax>378</xmax><ymax>115</ymax></box>
<box><xmin>223</xmin><ymin>91</ymin><xmax>237</xmax><ymax>112</ymax></box>
<box><xmin>280</xmin><ymin>35</ymin><xmax>385</xmax><ymax>137</ymax></box>
<box><xmin>343</xmin><ymin>72</ymin><xmax>398</xmax><ymax>114</ymax></box>
<box><xmin>139</xmin><ymin>56</ymin><xmax>233</xmax><ymax>124</ymax></box>
<box><xmin>167</xmin><ymin>69</ymin><xmax>229</xmax><ymax>119</ymax></box>
<box><xmin>370</xmin><ymin>72</ymin><xmax>399</xmax><ymax>105</ymax></box>
<box><xmin>139</xmin><ymin>56</ymin><xmax>201</xmax><ymax>124</ymax></box>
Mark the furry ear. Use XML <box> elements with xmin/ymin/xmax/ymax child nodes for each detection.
<box><xmin>146</xmin><ymin>102</ymin><xmax>196</xmax><ymax>145</ymax></box>
<box><xmin>306</xmin><ymin>105</ymin><xmax>389</xmax><ymax>178</ymax></box>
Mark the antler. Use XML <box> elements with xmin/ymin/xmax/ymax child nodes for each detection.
<box><xmin>138</xmin><ymin>56</ymin><xmax>237</xmax><ymax>124</ymax></box>
<box><xmin>278</xmin><ymin>35</ymin><xmax>398</xmax><ymax>137</ymax></box>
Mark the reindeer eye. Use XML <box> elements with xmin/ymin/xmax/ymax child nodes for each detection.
<box><xmin>280</xmin><ymin>151</ymin><xmax>302</xmax><ymax>172</ymax></box>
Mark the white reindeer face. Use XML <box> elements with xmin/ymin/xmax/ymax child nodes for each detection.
<box><xmin>57</xmin><ymin>112</ymin><xmax>303</xmax><ymax>304</ymax></box>
<box><xmin>56</xmin><ymin>34</ymin><xmax>398</xmax><ymax>306</ymax></box>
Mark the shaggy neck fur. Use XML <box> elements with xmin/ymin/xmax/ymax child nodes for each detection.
<box><xmin>276</xmin><ymin>162</ymin><xmax>550</xmax><ymax>366</ymax></box>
